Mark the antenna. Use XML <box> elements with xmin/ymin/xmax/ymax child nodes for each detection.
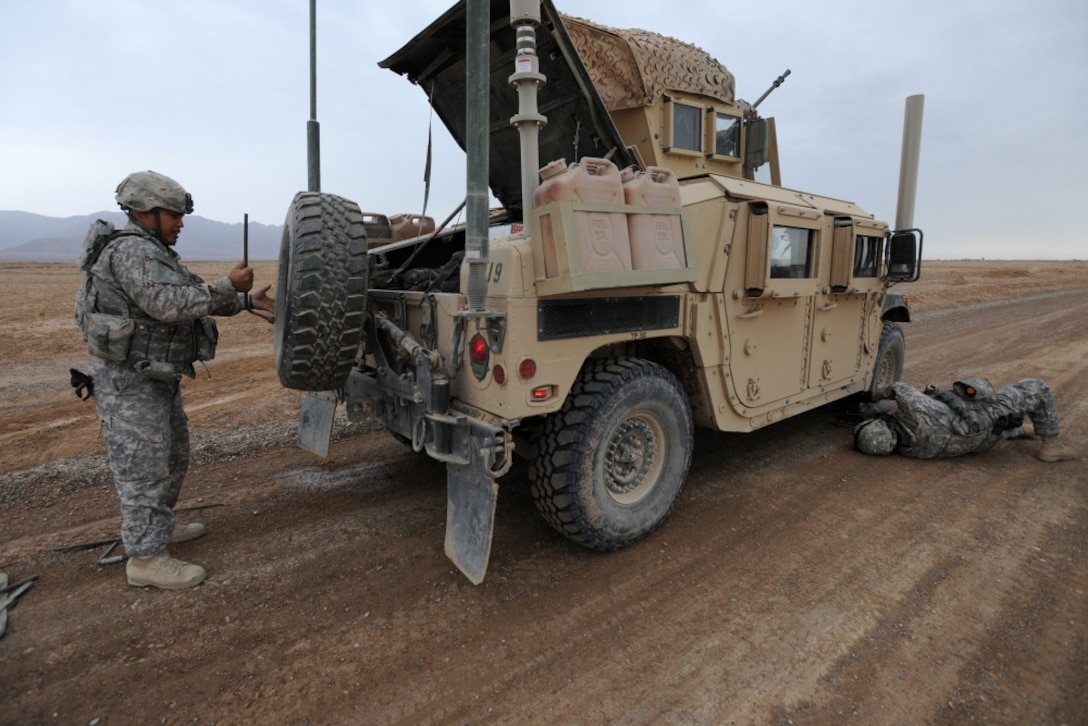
<box><xmin>307</xmin><ymin>0</ymin><xmax>321</xmax><ymax>192</ymax></box>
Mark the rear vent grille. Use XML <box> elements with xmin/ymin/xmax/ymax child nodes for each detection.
<box><xmin>537</xmin><ymin>296</ymin><xmax>681</xmax><ymax>341</ymax></box>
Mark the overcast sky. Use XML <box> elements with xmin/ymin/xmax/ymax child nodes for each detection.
<box><xmin>2</xmin><ymin>0</ymin><xmax>1086</xmax><ymax>259</ymax></box>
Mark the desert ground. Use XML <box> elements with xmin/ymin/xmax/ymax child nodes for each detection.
<box><xmin>1</xmin><ymin>259</ymin><xmax>1086</xmax><ymax>724</ymax></box>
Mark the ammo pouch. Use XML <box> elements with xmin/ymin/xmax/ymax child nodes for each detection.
<box><xmin>134</xmin><ymin>359</ymin><xmax>188</xmax><ymax>382</ymax></box>
<box><xmin>82</xmin><ymin>312</ymin><xmax>134</xmax><ymax>362</ymax></box>
<box><xmin>127</xmin><ymin>319</ymin><xmax>200</xmax><ymax>380</ymax></box>
<box><xmin>194</xmin><ymin>316</ymin><xmax>219</xmax><ymax>362</ymax></box>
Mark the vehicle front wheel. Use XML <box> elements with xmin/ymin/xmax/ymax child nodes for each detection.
<box><xmin>528</xmin><ymin>358</ymin><xmax>693</xmax><ymax>551</ymax></box>
<box><xmin>870</xmin><ymin>323</ymin><xmax>906</xmax><ymax>397</ymax></box>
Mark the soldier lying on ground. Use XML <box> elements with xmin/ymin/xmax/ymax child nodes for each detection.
<box><xmin>854</xmin><ymin>377</ymin><xmax>1077</xmax><ymax>462</ymax></box>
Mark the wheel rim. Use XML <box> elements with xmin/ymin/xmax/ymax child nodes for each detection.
<box><xmin>603</xmin><ymin>413</ymin><xmax>666</xmax><ymax>505</ymax></box>
<box><xmin>874</xmin><ymin>349</ymin><xmax>896</xmax><ymax>389</ymax></box>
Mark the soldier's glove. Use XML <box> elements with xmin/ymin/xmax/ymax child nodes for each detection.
<box><xmin>991</xmin><ymin>412</ymin><xmax>1024</xmax><ymax>434</ymax></box>
<box><xmin>69</xmin><ymin>368</ymin><xmax>94</xmax><ymax>400</ymax></box>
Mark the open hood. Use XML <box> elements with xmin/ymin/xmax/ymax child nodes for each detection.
<box><xmin>380</xmin><ymin>0</ymin><xmax>637</xmax><ymax>219</ymax></box>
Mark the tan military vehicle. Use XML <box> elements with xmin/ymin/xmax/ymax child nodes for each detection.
<box><xmin>273</xmin><ymin>0</ymin><xmax>923</xmax><ymax>583</ymax></box>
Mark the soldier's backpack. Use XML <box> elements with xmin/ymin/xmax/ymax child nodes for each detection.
<box><xmin>74</xmin><ymin>219</ymin><xmax>132</xmax><ymax>361</ymax></box>
<box><xmin>77</xmin><ymin>219</ymin><xmax>122</xmax><ymax>272</ymax></box>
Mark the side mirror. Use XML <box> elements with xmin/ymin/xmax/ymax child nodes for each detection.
<box><xmin>744</xmin><ymin>118</ymin><xmax>769</xmax><ymax>171</ymax></box>
<box><xmin>885</xmin><ymin>229</ymin><xmax>923</xmax><ymax>283</ymax></box>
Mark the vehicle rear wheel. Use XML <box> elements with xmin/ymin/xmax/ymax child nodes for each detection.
<box><xmin>870</xmin><ymin>323</ymin><xmax>905</xmax><ymax>397</ymax></box>
<box><xmin>528</xmin><ymin>358</ymin><xmax>693</xmax><ymax>551</ymax></box>
<box><xmin>275</xmin><ymin>192</ymin><xmax>369</xmax><ymax>391</ymax></box>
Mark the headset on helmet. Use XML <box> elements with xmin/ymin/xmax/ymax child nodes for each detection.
<box><xmin>854</xmin><ymin>418</ymin><xmax>898</xmax><ymax>456</ymax></box>
<box><xmin>115</xmin><ymin>170</ymin><xmax>194</xmax><ymax>215</ymax></box>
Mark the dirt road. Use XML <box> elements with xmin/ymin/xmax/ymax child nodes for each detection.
<box><xmin>1</xmin><ymin>261</ymin><xmax>1085</xmax><ymax>724</ymax></box>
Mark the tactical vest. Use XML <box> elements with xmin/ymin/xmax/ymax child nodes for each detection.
<box><xmin>925</xmin><ymin>377</ymin><xmax>1001</xmax><ymax>453</ymax></box>
<box><xmin>75</xmin><ymin>220</ymin><xmax>216</xmax><ymax>377</ymax></box>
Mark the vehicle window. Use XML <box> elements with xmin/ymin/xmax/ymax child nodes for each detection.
<box><xmin>770</xmin><ymin>225</ymin><xmax>814</xmax><ymax>279</ymax></box>
<box><xmin>672</xmin><ymin>103</ymin><xmax>702</xmax><ymax>151</ymax></box>
<box><xmin>714</xmin><ymin>113</ymin><xmax>740</xmax><ymax>157</ymax></box>
<box><xmin>853</xmin><ymin>235</ymin><xmax>882</xmax><ymax>277</ymax></box>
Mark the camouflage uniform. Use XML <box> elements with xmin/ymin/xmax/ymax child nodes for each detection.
<box><xmin>83</xmin><ymin>222</ymin><xmax>244</xmax><ymax>557</ymax></box>
<box><xmin>886</xmin><ymin>377</ymin><xmax>1061</xmax><ymax>459</ymax></box>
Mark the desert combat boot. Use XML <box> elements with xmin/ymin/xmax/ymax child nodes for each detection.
<box><xmin>126</xmin><ymin>553</ymin><xmax>206</xmax><ymax>589</ymax></box>
<box><xmin>1038</xmin><ymin>436</ymin><xmax>1077</xmax><ymax>463</ymax></box>
<box><xmin>170</xmin><ymin>521</ymin><xmax>206</xmax><ymax>543</ymax></box>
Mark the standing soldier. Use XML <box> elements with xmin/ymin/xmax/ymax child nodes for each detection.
<box><xmin>74</xmin><ymin>171</ymin><xmax>274</xmax><ymax>589</ymax></box>
<box><xmin>854</xmin><ymin>377</ymin><xmax>1077</xmax><ymax>462</ymax></box>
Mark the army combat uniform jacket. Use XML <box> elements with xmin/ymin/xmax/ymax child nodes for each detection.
<box><xmin>887</xmin><ymin>377</ymin><xmax>1061</xmax><ymax>459</ymax></box>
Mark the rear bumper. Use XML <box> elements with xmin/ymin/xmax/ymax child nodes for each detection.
<box><xmin>344</xmin><ymin>367</ymin><xmax>514</xmax><ymax>477</ymax></box>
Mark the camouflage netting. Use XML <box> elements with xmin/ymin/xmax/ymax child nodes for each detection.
<box><xmin>560</xmin><ymin>15</ymin><xmax>735</xmax><ymax>110</ymax></box>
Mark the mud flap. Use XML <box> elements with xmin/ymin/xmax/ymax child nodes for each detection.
<box><xmin>444</xmin><ymin>463</ymin><xmax>499</xmax><ymax>585</ymax></box>
<box><xmin>298</xmin><ymin>391</ymin><xmax>338</xmax><ymax>458</ymax></box>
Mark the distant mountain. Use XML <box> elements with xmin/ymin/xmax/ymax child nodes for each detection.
<box><xmin>0</xmin><ymin>210</ymin><xmax>282</xmax><ymax>262</ymax></box>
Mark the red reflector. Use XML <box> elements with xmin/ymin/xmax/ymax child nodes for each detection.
<box><xmin>518</xmin><ymin>358</ymin><xmax>537</xmax><ymax>380</ymax></box>
<box><xmin>469</xmin><ymin>334</ymin><xmax>489</xmax><ymax>363</ymax></box>
<box><xmin>493</xmin><ymin>364</ymin><xmax>506</xmax><ymax>385</ymax></box>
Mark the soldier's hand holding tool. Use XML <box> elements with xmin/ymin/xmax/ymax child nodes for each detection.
<box><xmin>229</xmin><ymin>261</ymin><xmax>255</xmax><ymax>292</ymax></box>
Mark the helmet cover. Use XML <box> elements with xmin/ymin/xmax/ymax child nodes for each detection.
<box><xmin>855</xmin><ymin>418</ymin><xmax>898</xmax><ymax>455</ymax></box>
<box><xmin>115</xmin><ymin>170</ymin><xmax>194</xmax><ymax>215</ymax></box>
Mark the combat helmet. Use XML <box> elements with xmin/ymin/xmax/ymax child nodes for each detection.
<box><xmin>115</xmin><ymin>171</ymin><xmax>194</xmax><ymax>215</ymax></box>
<box><xmin>854</xmin><ymin>418</ymin><xmax>898</xmax><ymax>456</ymax></box>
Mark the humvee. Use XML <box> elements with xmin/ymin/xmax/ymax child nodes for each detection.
<box><xmin>273</xmin><ymin>0</ymin><xmax>923</xmax><ymax>583</ymax></box>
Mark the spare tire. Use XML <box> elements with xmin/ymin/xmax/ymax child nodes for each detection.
<box><xmin>274</xmin><ymin>192</ymin><xmax>369</xmax><ymax>391</ymax></box>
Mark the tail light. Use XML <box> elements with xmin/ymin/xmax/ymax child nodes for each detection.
<box><xmin>469</xmin><ymin>333</ymin><xmax>489</xmax><ymax>381</ymax></box>
<box><xmin>518</xmin><ymin>358</ymin><xmax>537</xmax><ymax>380</ymax></box>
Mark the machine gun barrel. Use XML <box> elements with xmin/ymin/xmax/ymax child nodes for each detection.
<box><xmin>751</xmin><ymin>69</ymin><xmax>791</xmax><ymax>111</ymax></box>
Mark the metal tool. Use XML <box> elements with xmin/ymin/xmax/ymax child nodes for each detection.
<box><xmin>97</xmin><ymin>540</ymin><xmax>125</xmax><ymax>566</ymax></box>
